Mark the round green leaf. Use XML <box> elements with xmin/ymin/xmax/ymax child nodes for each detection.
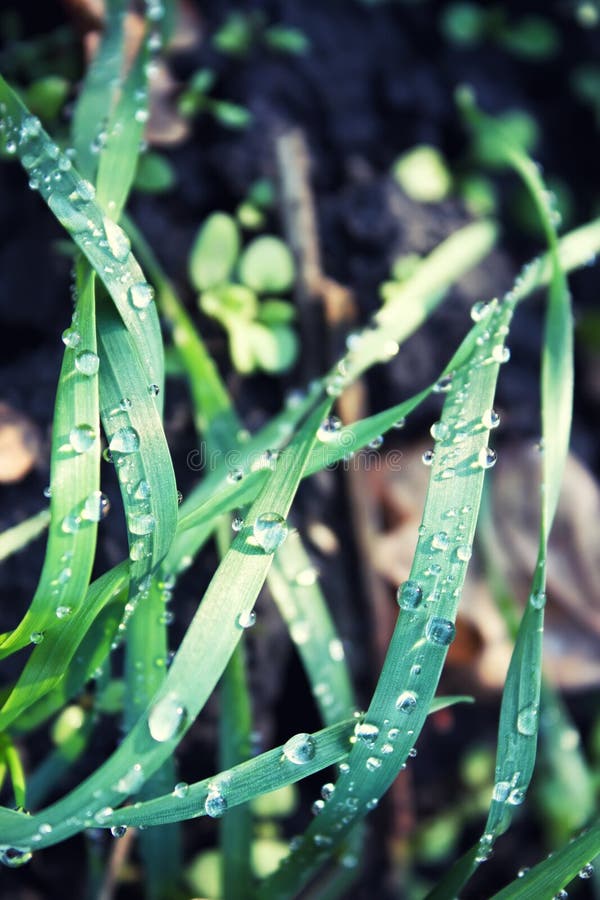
<box><xmin>239</xmin><ymin>235</ymin><xmax>296</xmax><ymax>293</ymax></box>
<box><xmin>200</xmin><ymin>283</ymin><xmax>258</xmax><ymax>321</ymax></box>
<box><xmin>189</xmin><ymin>213</ymin><xmax>240</xmax><ymax>291</ymax></box>
<box><xmin>246</xmin><ymin>322</ymin><xmax>298</xmax><ymax>373</ymax></box>
<box><xmin>392</xmin><ymin>145</ymin><xmax>452</xmax><ymax>203</ymax></box>
<box><xmin>258</xmin><ymin>299</ymin><xmax>296</xmax><ymax>325</ymax></box>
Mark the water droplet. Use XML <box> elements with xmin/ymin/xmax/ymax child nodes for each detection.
<box><xmin>61</xmin><ymin>512</ymin><xmax>81</xmax><ymax>534</ymax></box>
<box><xmin>425</xmin><ymin>617</ymin><xmax>456</xmax><ymax>646</ymax></box>
<box><xmin>119</xmin><ymin>397</ymin><xmax>132</xmax><ymax>411</ymax></box>
<box><xmin>368</xmin><ymin>435</ymin><xmax>384</xmax><ymax>450</ymax></box>
<box><xmin>129</xmin><ymin>282</ymin><xmax>155</xmax><ymax>310</ymax></box>
<box><xmin>470</xmin><ymin>300</ymin><xmax>492</xmax><ymax>322</ymax></box>
<box><xmin>517</xmin><ymin>867</ymin><xmax>529</xmax><ymax>878</ymax></box>
<box><xmin>321</xmin><ymin>783</ymin><xmax>335</xmax><ymax>800</ymax></box>
<box><xmin>204</xmin><ymin>790</ymin><xmax>227</xmax><ymax>818</ymax></box>
<box><xmin>311</xmin><ymin>799</ymin><xmax>325</xmax><ymax>815</ymax></box>
<box><xmin>76</xmin><ymin>179</ymin><xmax>96</xmax><ymax>201</ymax></box>
<box><xmin>354</xmin><ymin>722</ymin><xmax>379</xmax><ymax>746</ymax></box>
<box><xmin>173</xmin><ymin>782</ymin><xmax>189</xmax><ymax>798</ymax></box>
<box><xmin>493</xmin><ymin>781</ymin><xmax>511</xmax><ymax>802</ymax></box>
<box><xmin>129</xmin><ymin>539</ymin><xmax>148</xmax><ymax>561</ymax></box>
<box><xmin>110</xmin><ymin>825</ymin><xmax>127</xmax><ymax>838</ymax></box>
<box><xmin>422</xmin><ymin>449</ymin><xmax>434</xmax><ymax>466</ymax></box>
<box><xmin>430</xmin><ymin>421</ymin><xmax>449</xmax><ymax>441</ymax></box>
<box><xmin>290</xmin><ymin>621</ymin><xmax>311</xmax><ymax>644</ymax></box>
<box><xmin>328</xmin><ymin>638</ymin><xmax>345</xmax><ymax>661</ymax></box>
<box><xmin>82</xmin><ymin>490</ymin><xmax>110</xmax><ymax>522</ymax></box>
<box><xmin>116</xmin><ymin>763</ymin><xmax>144</xmax><ymax>794</ymax></box>
<box><xmin>507</xmin><ymin>788</ymin><xmax>525</xmax><ymax>805</ymax></box>
<box><xmin>74</xmin><ymin>350</ymin><xmax>99</xmax><ymax>376</ymax></box>
<box><xmin>253</xmin><ymin>513</ymin><xmax>288</xmax><ymax>553</ymax></box>
<box><xmin>0</xmin><ymin>847</ymin><xmax>33</xmax><ymax>868</ymax></box>
<box><xmin>70</xmin><ymin>424</ymin><xmax>96</xmax><ymax>454</ymax></box>
<box><xmin>456</xmin><ymin>544</ymin><xmax>472</xmax><ymax>562</ymax></box>
<box><xmin>128</xmin><ymin>513</ymin><xmax>156</xmax><ymax>535</ymax></box>
<box><xmin>148</xmin><ymin>692</ymin><xmax>186</xmax><ymax>742</ymax></box>
<box><xmin>314</xmin><ymin>834</ymin><xmax>333</xmax><ymax>848</ymax></box>
<box><xmin>30</xmin><ymin>631</ymin><xmax>44</xmax><ymax>644</ymax></box>
<box><xmin>48</xmin><ymin>193</ymin><xmax>91</xmax><ymax>232</ymax></box>
<box><xmin>395</xmin><ymin>691</ymin><xmax>418</xmax><ymax>713</ymax></box>
<box><xmin>482</xmin><ymin>409</ymin><xmax>500</xmax><ymax>429</ymax></box>
<box><xmin>317</xmin><ymin>416</ymin><xmax>342</xmax><ymax>442</ymax></box>
<box><xmin>553</xmin><ymin>891</ymin><xmax>568</xmax><ymax>899</ymax></box>
<box><xmin>232</xmin><ymin>514</ymin><xmax>244</xmax><ymax>532</ymax></box>
<box><xmin>282</xmin><ymin>733</ymin><xmax>316</xmax><ymax>764</ymax></box>
<box><xmin>579</xmin><ymin>863</ymin><xmax>594</xmax><ymax>879</ymax></box>
<box><xmin>56</xmin><ymin>605</ymin><xmax>72</xmax><ymax>619</ymax></box>
<box><xmin>103</xmin><ymin>217</ymin><xmax>131</xmax><ymax>261</ymax></box>
<box><xmin>62</xmin><ymin>327</ymin><xmax>81</xmax><ymax>348</ymax></box>
<box><xmin>397</xmin><ymin>580</ymin><xmax>423</xmax><ymax>610</ymax></box>
<box><xmin>392</xmin><ymin>417</ymin><xmax>406</xmax><ymax>429</ymax></box>
<box><xmin>530</xmin><ymin>590</ymin><xmax>546</xmax><ymax>610</ymax></box>
<box><xmin>228</xmin><ymin>468</ymin><xmax>244</xmax><ymax>483</ymax></box>
<box><xmin>431</xmin><ymin>531</ymin><xmax>449</xmax><ymax>552</ymax></box>
<box><xmin>478</xmin><ymin>447</ymin><xmax>497</xmax><ymax>469</ymax></box>
<box><xmin>236</xmin><ymin>609</ymin><xmax>256</xmax><ymax>629</ymax></box>
<box><xmin>295</xmin><ymin>567</ymin><xmax>318</xmax><ymax>586</ymax></box>
<box><xmin>110</xmin><ymin>426</ymin><xmax>140</xmax><ymax>454</ymax></box>
<box><xmin>517</xmin><ymin>704</ymin><xmax>538</xmax><ymax>736</ymax></box>
<box><xmin>433</xmin><ymin>374</ymin><xmax>453</xmax><ymax>393</ymax></box>
<box><xmin>491</xmin><ymin>345</ymin><xmax>510</xmax><ymax>364</ymax></box>
<box><xmin>148</xmin><ymin>383</ymin><xmax>160</xmax><ymax>397</ymax></box>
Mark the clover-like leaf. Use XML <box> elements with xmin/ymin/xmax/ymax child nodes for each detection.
<box><xmin>239</xmin><ymin>235</ymin><xmax>296</xmax><ymax>293</ymax></box>
<box><xmin>189</xmin><ymin>213</ymin><xmax>240</xmax><ymax>291</ymax></box>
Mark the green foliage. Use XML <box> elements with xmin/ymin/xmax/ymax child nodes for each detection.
<box><xmin>213</xmin><ymin>10</ymin><xmax>310</xmax><ymax>58</ymax></box>
<box><xmin>0</xmin><ymin>8</ymin><xmax>599</xmax><ymax>900</ymax></box>
<box><xmin>392</xmin><ymin>144</ymin><xmax>452</xmax><ymax>203</ymax></box>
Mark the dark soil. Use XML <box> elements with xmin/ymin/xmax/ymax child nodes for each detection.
<box><xmin>1</xmin><ymin>1</ymin><xmax>599</xmax><ymax>898</ymax></box>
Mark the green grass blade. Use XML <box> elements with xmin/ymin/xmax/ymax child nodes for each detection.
<box><xmin>0</xmin><ymin>263</ymin><xmax>100</xmax><ymax>657</ymax></box>
<box><xmin>491</xmin><ymin>820</ymin><xmax>600</xmax><ymax>898</ymax></box>
<box><xmin>0</xmin><ymin>510</ymin><xmax>50</xmax><ymax>563</ymax></box>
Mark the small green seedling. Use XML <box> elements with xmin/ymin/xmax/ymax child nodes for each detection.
<box><xmin>189</xmin><ymin>213</ymin><xmax>298</xmax><ymax>374</ymax></box>
<box><xmin>213</xmin><ymin>10</ymin><xmax>310</xmax><ymax>58</ymax></box>
<box><xmin>235</xmin><ymin>178</ymin><xmax>276</xmax><ymax>230</ymax></box>
<box><xmin>178</xmin><ymin>68</ymin><xmax>252</xmax><ymax>130</ymax></box>
<box><xmin>441</xmin><ymin>3</ymin><xmax>560</xmax><ymax>60</ymax></box>
<box><xmin>133</xmin><ymin>151</ymin><xmax>176</xmax><ymax>195</ymax></box>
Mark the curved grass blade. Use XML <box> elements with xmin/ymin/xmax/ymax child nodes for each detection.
<box><xmin>0</xmin><ymin>263</ymin><xmax>100</xmax><ymax>657</ymax></box>
<box><xmin>0</xmin><ymin>75</ymin><xmax>163</xmax><ymax>388</ymax></box>
<box><xmin>491</xmin><ymin>819</ymin><xmax>600</xmax><ymax>898</ymax></box>
<box><xmin>0</xmin><ymin>510</ymin><xmax>50</xmax><ymax>564</ymax></box>
<box><xmin>0</xmin><ymin>733</ymin><xmax>26</xmax><ymax>809</ymax></box>
<box><xmin>258</xmin><ymin>297</ymin><xmax>518</xmax><ymax>899</ymax></box>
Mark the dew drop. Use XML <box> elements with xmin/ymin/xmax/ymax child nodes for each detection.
<box><xmin>232</xmin><ymin>514</ymin><xmax>244</xmax><ymax>532</ymax></box>
<box><xmin>396</xmin><ymin>691</ymin><xmax>418</xmax><ymax>713</ymax></box>
<box><xmin>128</xmin><ymin>513</ymin><xmax>156</xmax><ymax>535</ymax></box>
<box><xmin>470</xmin><ymin>300</ymin><xmax>492</xmax><ymax>322</ymax></box>
<box><xmin>253</xmin><ymin>513</ymin><xmax>288</xmax><ymax>553</ymax></box>
<box><xmin>321</xmin><ymin>782</ymin><xmax>335</xmax><ymax>800</ymax></box>
<box><xmin>530</xmin><ymin>590</ymin><xmax>546</xmax><ymax>610</ymax></box>
<box><xmin>110</xmin><ymin>825</ymin><xmax>127</xmax><ymax>838</ymax></box>
<box><xmin>311</xmin><ymin>799</ymin><xmax>325</xmax><ymax>815</ymax></box>
<box><xmin>236</xmin><ymin>609</ymin><xmax>256</xmax><ymax>629</ymax></box>
<box><xmin>354</xmin><ymin>722</ymin><xmax>379</xmax><ymax>746</ymax></box>
<box><xmin>425</xmin><ymin>616</ymin><xmax>456</xmax><ymax>646</ymax></box>
<box><xmin>478</xmin><ymin>447</ymin><xmax>497</xmax><ymax>469</ymax></box>
<box><xmin>422</xmin><ymin>449</ymin><xmax>435</xmax><ymax>466</ymax></box>
<box><xmin>129</xmin><ymin>282</ymin><xmax>155</xmax><ymax>310</ymax></box>
<box><xmin>62</xmin><ymin>327</ymin><xmax>81</xmax><ymax>349</ymax></box>
<box><xmin>48</xmin><ymin>193</ymin><xmax>90</xmax><ymax>232</ymax></box>
<box><xmin>482</xmin><ymin>408</ymin><xmax>500</xmax><ymax>429</ymax></box>
<box><xmin>0</xmin><ymin>848</ymin><xmax>33</xmax><ymax>868</ymax></box>
<box><xmin>103</xmin><ymin>217</ymin><xmax>131</xmax><ymax>261</ymax></box>
<box><xmin>433</xmin><ymin>374</ymin><xmax>453</xmax><ymax>393</ymax></box>
<box><xmin>492</xmin><ymin>780</ymin><xmax>510</xmax><ymax>802</ymax></box>
<box><xmin>110</xmin><ymin>426</ymin><xmax>140</xmax><ymax>454</ymax></box>
<box><xmin>204</xmin><ymin>790</ymin><xmax>227</xmax><ymax>818</ymax></box>
<box><xmin>553</xmin><ymin>891</ymin><xmax>568</xmax><ymax>899</ymax></box>
<box><xmin>148</xmin><ymin>383</ymin><xmax>160</xmax><ymax>397</ymax></box>
<box><xmin>148</xmin><ymin>692</ymin><xmax>186</xmax><ymax>742</ymax></box>
<box><xmin>392</xmin><ymin>416</ymin><xmax>406</xmax><ymax>429</ymax></box>
<box><xmin>82</xmin><ymin>490</ymin><xmax>110</xmax><ymax>522</ymax></box>
<box><xmin>517</xmin><ymin>704</ymin><xmax>538</xmax><ymax>737</ymax></box>
<box><xmin>368</xmin><ymin>435</ymin><xmax>384</xmax><ymax>450</ymax></box>
<box><xmin>227</xmin><ymin>468</ymin><xmax>244</xmax><ymax>483</ymax></box>
<box><xmin>430</xmin><ymin>421</ymin><xmax>449</xmax><ymax>441</ymax></box>
<box><xmin>69</xmin><ymin>424</ymin><xmax>96</xmax><ymax>454</ymax></box>
<box><xmin>74</xmin><ymin>350</ymin><xmax>99</xmax><ymax>376</ymax></box>
<box><xmin>317</xmin><ymin>416</ymin><xmax>342</xmax><ymax>442</ymax></box>
<box><xmin>30</xmin><ymin>631</ymin><xmax>44</xmax><ymax>644</ymax></box>
<box><xmin>173</xmin><ymin>782</ymin><xmax>189</xmax><ymax>798</ymax></box>
<box><xmin>282</xmin><ymin>733</ymin><xmax>316</xmax><ymax>764</ymax></box>
<box><xmin>579</xmin><ymin>863</ymin><xmax>594</xmax><ymax>879</ymax></box>
<box><xmin>366</xmin><ymin>756</ymin><xmax>382</xmax><ymax>772</ymax></box>
<box><xmin>431</xmin><ymin>531</ymin><xmax>449</xmax><ymax>552</ymax></box>
<box><xmin>56</xmin><ymin>605</ymin><xmax>72</xmax><ymax>620</ymax></box>
<box><xmin>491</xmin><ymin>345</ymin><xmax>511</xmax><ymax>364</ymax></box>
<box><xmin>397</xmin><ymin>580</ymin><xmax>423</xmax><ymax>610</ymax></box>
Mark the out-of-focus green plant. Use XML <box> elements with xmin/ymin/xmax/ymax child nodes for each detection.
<box><xmin>178</xmin><ymin>68</ymin><xmax>252</xmax><ymax>130</ymax></box>
<box><xmin>189</xmin><ymin>213</ymin><xmax>299</xmax><ymax>374</ymax></box>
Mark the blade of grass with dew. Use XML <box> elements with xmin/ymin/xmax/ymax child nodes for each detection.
<box><xmin>94</xmin><ymin>698</ymin><xmax>470</xmax><ymax>830</ymax></box>
<box><xmin>71</xmin><ymin>0</ymin><xmax>126</xmax><ymax>183</ymax></box>
<box><xmin>0</xmin><ymin>510</ymin><xmax>50</xmax><ymax>564</ymax></box>
<box><xmin>490</xmin><ymin>818</ymin><xmax>600</xmax><ymax>899</ymax></box>
<box><xmin>0</xmin><ymin>263</ymin><xmax>100</xmax><ymax>658</ymax></box>
<box><xmin>0</xmin><ymin>565</ymin><xmax>128</xmax><ymax>730</ymax></box>
<box><xmin>0</xmin><ymin>400</ymin><xmax>333</xmax><ymax>850</ymax></box>
<box><xmin>258</xmin><ymin>295</ymin><xmax>518</xmax><ymax>899</ymax></box>
<box><xmin>0</xmin><ymin>76</ymin><xmax>163</xmax><ymax>388</ymax></box>
<box><xmin>426</xmin><ymin>96</ymin><xmax>575</xmax><ymax>898</ymax></box>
